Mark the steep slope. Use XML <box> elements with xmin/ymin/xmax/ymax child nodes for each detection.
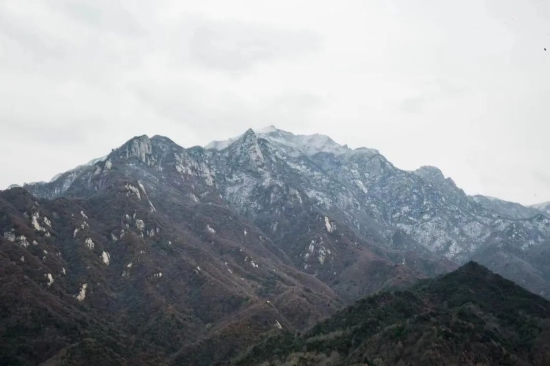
<box><xmin>0</xmin><ymin>152</ymin><xmax>342</xmax><ymax>365</ymax></box>
<box><xmin>206</xmin><ymin>129</ymin><xmax>454</xmax><ymax>301</ymax></box>
<box><xmin>204</xmin><ymin>127</ymin><xmax>550</xmax><ymax>294</ymax></box>
<box><xmin>207</xmin><ymin>128</ymin><xmax>550</xmax><ymax>261</ymax></box>
<box><xmin>236</xmin><ymin>262</ymin><xmax>550</xmax><ymax>366</ymax></box>
<box><xmin>0</xmin><ymin>188</ymin><xmax>167</xmax><ymax>365</ymax></box>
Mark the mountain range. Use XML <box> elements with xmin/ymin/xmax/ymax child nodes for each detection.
<box><xmin>2</xmin><ymin>126</ymin><xmax>550</xmax><ymax>365</ymax></box>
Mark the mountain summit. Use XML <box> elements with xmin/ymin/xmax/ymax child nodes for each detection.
<box><xmin>206</xmin><ymin>126</ymin><xmax>379</xmax><ymax>157</ymax></box>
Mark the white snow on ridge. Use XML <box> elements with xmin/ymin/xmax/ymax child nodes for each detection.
<box><xmin>46</xmin><ymin>273</ymin><xmax>54</xmax><ymax>287</ymax></box>
<box><xmin>204</xmin><ymin>126</ymin><xmax>275</xmax><ymax>150</ymax></box>
<box><xmin>204</xmin><ymin>126</ymin><xmax>379</xmax><ymax>157</ymax></box>
<box><xmin>255</xmin><ymin>125</ymin><xmax>278</xmax><ymax>134</ymax></box>
<box><xmin>85</xmin><ymin>238</ymin><xmax>94</xmax><ymax>249</ymax></box>
<box><xmin>31</xmin><ymin>212</ymin><xmax>46</xmax><ymax>232</ymax></box>
<box><xmin>101</xmin><ymin>251</ymin><xmax>110</xmax><ymax>265</ymax></box>
<box><xmin>76</xmin><ymin>284</ymin><xmax>88</xmax><ymax>301</ymax></box>
<box><xmin>325</xmin><ymin>216</ymin><xmax>335</xmax><ymax>233</ymax></box>
<box><xmin>205</xmin><ymin>135</ymin><xmax>243</xmax><ymax>150</ymax></box>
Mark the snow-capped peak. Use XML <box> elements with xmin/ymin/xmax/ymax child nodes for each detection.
<box><xmin>205</xmin><ymin>126</ymin><xmax>379</xmax><ymax>158</ymax></box>
<box><xmin>205</xmin><ymin>127</ymin><xmax>275</xmax><ymax>151</ymax></box>
<box><xmin>254</xmin><ymin>125</ymin><xmax>278</xmax><ymax>134</ymax></box>
<box><xmin>205</xmin><ymin>134</ymin><xmax>244</xmax><ymax>151</ymax></box>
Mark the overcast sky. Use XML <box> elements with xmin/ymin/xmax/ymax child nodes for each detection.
<box><xmin>0</xmin><ymin>0</ymin><xmax>549</xmax><ymax>205</ymax></box>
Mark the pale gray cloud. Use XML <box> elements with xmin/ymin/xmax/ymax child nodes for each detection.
<box><xmin>0</xmin><ymin>0</ymin><xmax>549</xmax><ymax>205</ymax></box>
<box><xmin>132</xmin><ymin>78</ymin><xmax>323</xmax><ymax>140</ymax></box>
<box><xmin>57</xmin><ymin>1</ymin><xmax>146</xmax><ymax>36</ymax></box>
<box><xmin>398</xmin><ymin>78</ymin><xmax>468</xmax><ymax>113</ymax></box>
<box><xmin>188</xmin><ymin>19</ymin><xmax>320</xmax><ymax>72</ymax></box>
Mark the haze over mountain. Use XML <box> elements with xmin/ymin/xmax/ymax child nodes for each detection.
<box><xmin>2</xmin><ymin>126</ymin><xmax>550</xmax><ymax>365</ymax></box>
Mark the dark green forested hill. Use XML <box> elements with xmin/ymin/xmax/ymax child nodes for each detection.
<box><xmin>235</xmin><ymin>262</ymin><xmax>550</xmax><ymax>366</ymax></box>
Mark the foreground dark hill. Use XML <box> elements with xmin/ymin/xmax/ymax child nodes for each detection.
<box><xmin>236</xmin><ymin>262</ymin><xmax>550</xmax><ymax>366</ymax></box>
<box><xmin>0</xmin><ymin>185</ymin><xmax>340</xmax><ymax>365</ymax></box>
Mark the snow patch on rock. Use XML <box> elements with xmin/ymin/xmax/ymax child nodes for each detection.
<box><xmin>136</xmin><ymin>219</ymin><xmax>145</xmax><ymax>231</ymax></box>
<box><xmin>3</xmin><ymin>231</ymin><xmax>16</xmax><ymax>242</ymax></box>
<box><xmin>46</xmin><ymin>273</ymin><xmax>54</xmax><ymax>287</ymax></box>
<box><xmin>318</xmin><ymin>246</ymin><xmax>328</xmax><ymax>264</ymax></box>
<box><xmin>101</xmin><ymin>251</ymin><xmax>110</xmax><ymax>265</ymax></box>
<box><xmin>324</xmin><ymin>216</ymin><xmax>335</xmax><ymax>233</ymax></box>
<box><xmin>19</xmin><ymin>236</ymin><xmax>30</xmax><ymax>248</ymax></box>
<box><xmin>85</xmin><ymin>238</ymin><xmax>94</xmax><ymax>249</ymax></box>
<box><xmin>32</xmin><ymin>212</ymin><xmax>46</xmax><ymax>232</ymax></box>
<box><xmin>76</xmin><ymin>284</ymin><xmax>87</xmax><ymax>301</ymax></box>
<box><xmin>125</xmin><ymin>184</ymin><xmax>142</xmax><ymax>200</ymax></box>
